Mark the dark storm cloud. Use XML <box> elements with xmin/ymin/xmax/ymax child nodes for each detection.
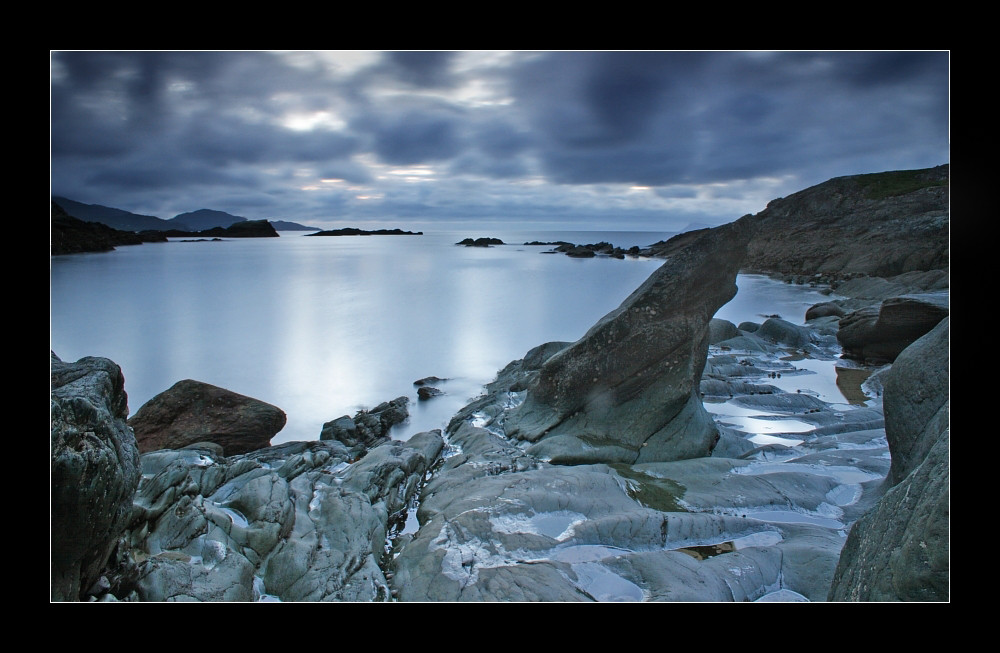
<box><xmin>510</xmin><ymin>51</ymin><xmax>949</xmax><ymax>187</ymax></box>
<box><xmin>367</xmin><ymin>109</ymin><xmax>464</xmax><ymax>165</ymax></box>
<box><xmin>384</xmin><ymin>51</ymin><xmax>458</xmax><ymax>87</ymax></box>
<box><xmin>51</xmin><ymin>50</ymin><xmax>949</xmax><ymax>226</ymax></box>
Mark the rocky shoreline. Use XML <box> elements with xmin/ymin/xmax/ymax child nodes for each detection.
<box><xmin>50</xmin><ymin>166</ymin><xmax>949</xmax><ymax>602</ymax></box>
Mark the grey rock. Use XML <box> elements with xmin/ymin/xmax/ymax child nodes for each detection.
<box><xmin>51</xmin><ymin>353</ymin><xmax>141</xmax><ymax>601</ymax></box>
<box><xmin>709</xmin><ymin>318</ymin><xmax>739</xmax><ymax>344</ymax></box>
<box><xmin>737</xmin><ymin>321</ymin><xmax>760</xmax><ymax>333</ymax></box>
<box><xmin>320</xmin><ymin>396</ymin><xmax>409</xmax><ymax>450</ymax></box>
<box><xmin>128</xmin><ymin>433</ymin><xmax>443</xmax><ymax>602</ymax></box>
<box><xmin>827</xmin><ymin>319</ymin><xmax>949</xmax><ymax>601</ymax></box>
<box><xmin>755</xmin><ymin>318</ymin><xmax>814</xmax><ymax>348</ymax></box>
<box><xmin>504</xmin><ymin>218</ymin><xmax>752</xmax><ymax>464</ymax></box>
<box><xmin>882</xmin><ymin>319</ymin><xmax>950</xmax><ymax>485</ymax></box>
<box><xmin>128</xmin><ymin>380</ymin><xmax>286</xmax><ymax>456</ymax></box>
<box><xmin>805</xmin><ymin>301</ymin><xmax>846</xmax><ymax>321</ymax></box>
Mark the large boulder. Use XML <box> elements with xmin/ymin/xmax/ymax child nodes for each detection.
<box><xmin>51</xmin><ymin>352</ymin><xmax>141</xmax><ymax>601</ymax></box>
<box><xmin>504</xmin><ymin>218</ymin><xmax>752</xmax><ymax>464</ymax></box>
<box><xmin>128</xmin><ymin>380</ymin><xmax>286</xmax><ymax>456</ymax></box>
<box><xmin>837</xmin><ymin>292</ymin><xmax>949</xmax><ymax>363</ymax></box>
<box><xmin>828</xmin><ymin>319</ymin><xmax>949</xmax><ymax>601</ymax></box>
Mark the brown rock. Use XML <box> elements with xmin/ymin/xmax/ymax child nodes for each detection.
<box><xmin>837</xmin><ymin>293</ymin><xmax>949</xmax><ymax>363</ymax></box>
<box><xmin>128</xmin><ymin>380</ymin><xmax>286</xmax><ymax>455</ymax></box>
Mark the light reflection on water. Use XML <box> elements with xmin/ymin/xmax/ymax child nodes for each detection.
<box><xmin>51</xmin><ymin>231</ymin><xmax>846</xmax><ymax>446</ymax></box>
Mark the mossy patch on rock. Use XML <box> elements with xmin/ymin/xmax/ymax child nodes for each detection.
<box><xmin>610</xmin><ymin>464</ymin><xmax>687</xmax><ymax>513</ymax></box>
<box><xmin>856</xmin><ymin>168</ymin><xmax>949</xmax><ymax>200</ymax></box>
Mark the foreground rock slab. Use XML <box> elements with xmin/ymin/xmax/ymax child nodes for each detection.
<box><xmin>128</xmin><ymin>380</ymin><xmax>287</xmax><ymax>456</ymax></box>
<box><xmin>128</xmin><ymin>432</ymin><xmax>443</xmax><ymax>601</ymax></box>
<box><xmin>390</xmin><ymin>317</ymin><xmax>892</xmax><ymax>602</ymax></box>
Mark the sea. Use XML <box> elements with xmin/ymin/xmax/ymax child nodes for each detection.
<box><xmin>49</xmin><ymin>229</ymin><xmax>838</xmax><ymax>446</ymax></box>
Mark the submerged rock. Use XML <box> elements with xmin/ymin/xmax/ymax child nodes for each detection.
<box><xmin>129</xmin><ymin>380</ymin><xmax>286</xmax><ymax>456</ymax></box>
<box><xmin>417</xmin><ymin>386</ymin><xmax>444</xmax><ymax>400</ymax></box>
<box><xmin>504</xmin><ymin>218</ymin><xmax>752</xmax><ymax>464</ymax></box>
<box><xmin>51</xmin><ymin>352</ymin><xmax>141</xmax><ymax>601</ymax></box>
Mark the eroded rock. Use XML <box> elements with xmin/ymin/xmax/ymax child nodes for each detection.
<box><xmin>504</xmin><ymin>219</ymin><xmax>752</xmax><ymax>464</ymax></box>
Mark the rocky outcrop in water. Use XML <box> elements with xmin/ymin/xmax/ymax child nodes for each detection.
<box><xmin>504</xmin><ymin>218</ymin><xmax>752</xmax><ymax>464</ymax></box>
<box><xmin>828</xmin><ymin>319</ymin><xmax>949</xmax><ymax>601</ymax></box>
<box><xmin>308</xmin><ymin>227</ymin><xmax>423</xmax><ymax>236</ymax></box>
<box><xmin>319</xmin><ymin>397</ymin><xmax>409</xmax><ymax>451</ymax></box>
<box><xmin>51</xmin><ymin>352</ymin><xmax>141</xmax><ymax>601</ymax></box>
<box><xmin>163</xmin><ymin>219</ymin><xmax>280</xmax><ymax>238</ymax></box>
<box><xmin>456</xmin><ymin>237</ymin><xmax>504</xmax><ymax>247</ymax></box>
<box><xmin>128</xmin><ymin>380</ymin><xmax>287</xmax><ymax>456</ymax></box>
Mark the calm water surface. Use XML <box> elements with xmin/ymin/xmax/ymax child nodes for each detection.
<box><xmin>50</xmin><ymin>230</ymin><xmax>834</xmax><ymax>445</ymax></box>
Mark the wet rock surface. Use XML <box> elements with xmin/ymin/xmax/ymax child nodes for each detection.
<box><xmin>389</xmin><ymin>315</ymin><xmax>892</xmax><ymax>602</ymax></box>
<box><xmin>51</xmin><ymin>352</ymin><xmax>141</xmax><ymax>601</ymax></box>
<box><xmin>828</xmin><ymin>319</ymin><xmax>949</xmax><ymax>601</ymax></box>
<box><xmin>126</xmin><ymin>432</ymin><xmax>442</xmax><ymax>601</ymax></box>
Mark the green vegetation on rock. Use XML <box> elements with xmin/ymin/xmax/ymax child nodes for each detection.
<box><xmin>856</xmin><ymin>168</ymin><xmax>949</xmax><ymax>200</ymax></box>
<box><xmin>610</xmin><ymin>463</ymin><xmax>687</xmax><ymax>513</ymax></box>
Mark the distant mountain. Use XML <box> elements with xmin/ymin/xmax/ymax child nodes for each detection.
<box><xmin>52</xmin><ymin>197</ymin><xmax>173</xmax><ymax>232</ymax></box>
<box><xmin>169</xmin><ymin>209</ymin><xmax>247</xmax><ymax>231</ymax></box>
<box><xmin>269</xmin><ymin>220</ymin><xmax>321</xmax><ymax>231</ymax></box>
<box><xmin>51</xmin><ymin>201</ymin><xmax>169</xmax><ymax>255</ymax></box>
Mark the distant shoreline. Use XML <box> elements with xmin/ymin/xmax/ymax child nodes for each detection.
<box><xmin>306</xmin><ymin>227</ymin><xmax>423</xmax><ymax>237</ymax></box>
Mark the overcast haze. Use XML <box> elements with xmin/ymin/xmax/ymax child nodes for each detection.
<box><xmin>50</xmin><ymin>51</ymin><xmax>950</xmax><ymax>231</ymax></box>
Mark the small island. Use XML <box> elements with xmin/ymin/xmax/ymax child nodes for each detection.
<box><xmin>307</xmin><ymin>227</ymin><xmax>423</xmax><ymax>236</ymax></box>
<box><xmin>456</xmin><ymin>237</ymin><xmax>504</xmax><ymax>247</ymax></box>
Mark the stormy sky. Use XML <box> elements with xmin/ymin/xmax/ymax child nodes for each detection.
<box><xmin>50</xmin><ymin>51</ymin><xmax>949</xmax><ymax>231</ymax></box>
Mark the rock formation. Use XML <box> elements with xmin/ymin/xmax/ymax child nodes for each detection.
<box><xmin>504</xmin><ymin>217</ymin><xmax>752</xmax><ymax>464</ymax></box>
<box><xmin>307</xmin><ymin>227</ymin><xmax>423</xmax><ymax>236</ymax></box>
<box><xmin>163</xmin><ymin>219</ymin><xmax>280</xmax><ymax>238</ymax></box>
<box><xmin>319</xmin><ymin>397</ymin><xmax>409</xmax><ymax>451</ymax></box>
<box><xmin>456</xmin><ymin>237</ymin><xmax>504</xmax><ymax>247</ymax></box>
<box><xmin>51</xmin><ymin>201</ymin><xmax>145</xmax><ymax>255</ymax></box>
<box><xmin>127</xmin><ymin>432</ymin><xmax>443</xmax><ymax>601</ymax></box>
<box><xmin>837</xmin><ymin>293</ymin><xmax>949</xmax><ymax>363</ymax></box>
<box><xmin>828</xmin><ymin>319</ymin><xmax>949</xmax><ymax>601</ymax></box>
<box><xmin>51</xmin><ymin>352</ymin><xmax>141</xmax><ymax>601</ymax></box>
<box><xmin>739</xmin><ymin>165</ymin><xmax>948</xmax><ymax>279</ymax></box>
<box><xmin>128</xmin><ymin>380</ymin><xmax>287</xmax><ymax>455</ymax></box>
